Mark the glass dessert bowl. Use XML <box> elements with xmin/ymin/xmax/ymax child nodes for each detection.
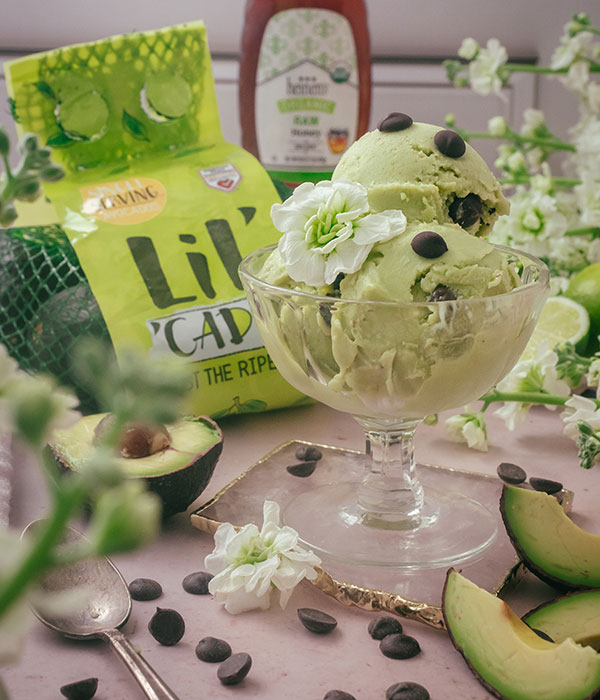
<box><xmin>239</xmin><ymin>244</ymin><xmax>549</xmax><ymax>570</ymax></box>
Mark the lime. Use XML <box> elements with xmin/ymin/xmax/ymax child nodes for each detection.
<box><xmin>565</xmin><ymin>263</ymin><xmax>600</xmax><ymax>351</ymax></box>
<box><xmin>519</xmin><ymin>295</ymin><xmax>590</xmax><ymax>362</ymax></box>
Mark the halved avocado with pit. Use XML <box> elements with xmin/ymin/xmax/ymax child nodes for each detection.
<box><xmin>523</xmin><ymin>590</ymin><xmax>600</xmax><ymax>651</ymax></box>
<box><xmin>501</xmin><ymin>484</ymin><xmax>600</xmax><ymax>590</ymax></box>
<box><xmin>443</xmin><ymin>568</ymin><xmax>600</xmax><ymax>700</ymax></box>
<box><xmin>50</xmin><ymin>413</ymin><xmax>223</xmax><ymax>518</ymax></box>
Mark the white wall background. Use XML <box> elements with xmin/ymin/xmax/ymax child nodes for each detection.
<box><xmin>1</xmin><ymin>0</ymin><xmax>599</xmax><ymax>165</ymax></box>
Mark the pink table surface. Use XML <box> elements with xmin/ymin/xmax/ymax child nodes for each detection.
<box><xmin>4</xmin><ymin>401</ymin><xmax>600</xmax><ymax>700</ymax></box>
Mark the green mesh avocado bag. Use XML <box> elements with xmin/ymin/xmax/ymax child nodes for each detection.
<box><xmin>4</xmin><ymin>21</ymin><xmax>306</xmax><ymax>417</ymax></box>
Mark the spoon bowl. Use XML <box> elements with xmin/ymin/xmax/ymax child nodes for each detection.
<box><xmin>22</xmin><ymin>521</ymin><xmax>179</xmax><ymax>700</ymax></box>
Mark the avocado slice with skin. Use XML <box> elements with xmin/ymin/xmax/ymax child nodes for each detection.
<box><xmin>50</xmin><ymin>413</ymin><xmax>223</xmax><ymax>518</ymax></box>
<box><xmin>524</xmin><ymin>590</ymin><xmax>600</xmax><ymax>651</ymax></box>
<box><xmin>442</xmin><ymin>568</ymin><xmax>600</xmax><ymax>700</ymax></box>
<box><xmin>501</xmin><ymin>484</ymin><xmax>600</xmax><ymax>590</ymax></box>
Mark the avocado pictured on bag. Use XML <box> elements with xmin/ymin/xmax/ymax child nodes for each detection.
<box><xmin>50</xmin><ymin>412</ymin><xmax>223</xmax><ymax>517</ymax></box>
<box><xmin>523</xmin><ymin>590</ymin><xmax>600</xmax><ymax>651</ymax></box>
<box><xmin>500</xmin><ymin>484</ymin><xmax>600</xmax><ymax>590</ymax></box>
<box><xmin>443</xmin><ymin>568</ymin><xmax>600</xmax><ymax>700</ymax></box>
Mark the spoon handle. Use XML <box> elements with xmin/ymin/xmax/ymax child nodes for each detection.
<box><xmin>102</xmin><ymin>628</ymin><xmax>180</xmax><ymax>700</ymax></box>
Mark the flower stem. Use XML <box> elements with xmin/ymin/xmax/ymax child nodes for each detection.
<box><xmin>0</xmin><ymin>482</ymin><xmax>84</xmax><ymax>619</ymax></box>
<box><xmin>565</xmin><ymin>226</ymin><xmax>600</xmax><ymax>238</ymax></box>
<box><xmin>505</xmin><ymin>62</ymin><xmax>600</xmax><ymax>74</ymax></box>
<box><xmin>480</xmin><ymin>389</ymin><xmax>569</xmax><ymax>411</ymax></box>
<box><xmin>459</xmin><ymin>130</ymin><xmax>575</xmax><ymax>152</ymax></box>
<box><xmin>499</xmin><ymin>176</ymin><xmax>582</xmax><ymax>188</ymax></box>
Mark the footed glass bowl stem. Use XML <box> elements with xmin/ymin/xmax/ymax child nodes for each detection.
<box><xmin>356</xmin><ymin>418</ymin><xmax>426</xmax><ymax>528</ymax></box>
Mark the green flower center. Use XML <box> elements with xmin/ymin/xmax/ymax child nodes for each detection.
<box><xmin>519</xmin><ymin>365</ymin><xmax>545</xmax><ymax>393</ymax></box>
<box><xmin>229</xmin><ymin>534</ymin><xmax>276</xmax><ymax>567</ymax></box>
<box><xmin>305</xmin><ymin>209</ymin><xmax>347</xmax><ymax>248</ymax></box>
<box><xmin>521</xmin><ymin>208</ymin><xmax>545</xmax><ymax>235</ymax></box>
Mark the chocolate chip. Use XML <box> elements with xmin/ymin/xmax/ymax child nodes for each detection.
<box><xmin>410</xmin><ymin>231</ymin><xmax>448</xmax><ymax>259</ymax></box>
<box><xmin>148</xmin><ymin>607</ymin><xmax>185</xmax><ymax>646</ymax></box>
<box><xmin>60</xmin><ymin>678</ymin><xmax>98</xmax><ymax>700</ymax></box>
<box><xmin>378</xmin><ymin>112</ymin><xmax>413</xmax><ymax>132</ymax></box>
<box><xmin>380</xmin><ymin>633</ymin><xmax>421</xmax><ymax>659</ymax></box>
<box><xmin>287</xmin><ymin>461</ymin><xmax>317</xmax><ymax>477</ymax></box>
<box><xmin>217</xmin><ymin>652</ymin><xmax>252</xmax><ymax>686</ymax></box>
<box><xmin>530</xmin><ymin>477</ymin><xmax>563</xmax><ymax>494</ymax></box>
<box><xmin>497</xmin><ymin>462</ymin><xmax>527</xmax><ymax>485</ymax></box>
<box><xmin>386</xmin><ymin>681</ymin><xmax>430</xmax><ymax>700</ymax></box>
<box><xmin>128</xmin><ymin>578</ymin><xmax>162</xmax><ymax>601</ymax></box>
<box><xmin>195</xmin><ymin>636</ymin><xmax>232</xmax><ymax>662</ymax></box>
<box><xmin>448</xmin><ymin>193</ymin><xmax>482</xmax><ymax>228</ymax></box>
<box><xmin>434</xmin><ymin>129</ymin><xmax>466</xmax><ymax>158</ymax></box>
<box><xmin>182</xmin><ymin>571</ymin><xmax>213</xmax><ymax>595</ymax></box>
<box><xmin>319</xmin><ymin>302</ymin><xmax>333</xmax><ymax>327</ymax></box>
<box><xmin>323</xmin><ymin>691</ymin><xmax>357</xmax><ymax>700</ymax></box>
<box><xmin>296</xmin><ymin>445</ymin><xmax>323</xmax><ymax>461</ymax></box>
<box><xmin>531</xmin><ymin>628</ymin><xmax>554</xmax><ymax>643</ymax></box>
<box><xmin>428</xmin><ymin>285</ymin><xmax>457</xmax><ymax>302</ymax></box>
<box><xmin>368</xmin><ymin>615</ymin><xmax>403</xmax><ymax>640</ymax></box>
<box><xmin>297</xmin><ymin>607</ymin><xmax>338</xmax><ymax>634</ymax></box>
<box><xmin>331</xmin><ymin>272</ymin><xmax>345</xmax><ymax>292</ymax></box>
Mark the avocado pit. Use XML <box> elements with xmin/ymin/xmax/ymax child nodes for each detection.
<box><xmin>50</xmin><ymin>413</ymin><xmax>223</xmax><ymax>517</ymax></box>
<box><xmin>93</xmin><ymin>414</ymin><xmax>171</xmax><ymax>459</ymax></box>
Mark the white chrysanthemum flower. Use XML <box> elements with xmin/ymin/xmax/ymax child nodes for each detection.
<box><xmin>562</xmin><ymin>394</ymin><xmax>600</xmax><ymax>440</ymax></box>
<box><xmin>551</xmin><ymin>31</ymin><xmax>596</xmax><ymax>70</ymax></box>
<box><xmin>587</xmin><ymin>358</ymin><xmax>600</xmax><ymax>389</ymax></box>
<box><xmin>205</xmin><ymin>501</ymin><xmax>321</xmax><ymax>614</ymax></box>
<box><xmin>574</xmin><ymin>174</ymin><xmax>600</xmax><ymax>228</ymax></box>
<box><xmin>562</xmin><ymin>61</ymin><xmax>591</xmax><ymax>94</ymax></box>
<box><xmin>458</xmin><ymin>37</ymin><xmax>479</xmax><ymax>60</ymax></box>
<box><xmin>520</xmin><ymin>108</ymin><xmax>546</xmax><ymax>138</ymax></box>
<box><xmin>588</xmin><ymin>239</ymin><xmax>600</xmax><ymax>264</ymax></box>
<box><xmin>445</xmin><ymin>408</ymin><xmax>488</xmax><ymax>451</ymax></box>
<box><xmin>271</xmin><ymin>180</ymin><xmax>407</xmax><ymax>287</ymax></box>
<box><xmin>570</xmin><ymin>117</ymin><xmax>600</xmax><ymax>179</ymax></box>
<box><xmin>3</xmin><ymin>373</ymin><xmax>80</xmax><ymax>448</ymax></box>
<box><xmin>488</xmin><ymin>116</ymin><xmax>507</xmax><ymax>137</ymax></box>
<box><xmin>468</xmin><ymin>38</ymin><xmax>508</xmax><ymax>96</ymax></box>
<box><xmin>491</xmin><ymin>185</ymin><xmax>568</xmax><ymax>260</ymax></box>
<box><xmin>494</xmin><ymin>341</ymin><xmax>571</xmax><ymax>431</ymax></box>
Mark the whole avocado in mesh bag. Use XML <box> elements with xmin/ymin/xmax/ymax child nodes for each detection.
<box><xmin>0</xmin><ymin>224</ymin><xmax>112</xmax><ymax>412</ymax></box>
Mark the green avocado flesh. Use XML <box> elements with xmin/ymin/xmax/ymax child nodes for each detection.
<box><xmin>443</xmin><ymin>569</ymin><xmax>600</xmax><ymax>700</ymax></box>
<box><xmin>524</xmin><ymin>590</ymin><xmax>600</xmax><ymax>651</ymax></box>
<box><xmin>51</xmin><ymin>413</ymin><xmax>220</xmax><ymax>477</ymax></box>
<box><xmin>501</xmin><ymin>485</ymin><xmax>600</xmax><ymax>589</ymax></box>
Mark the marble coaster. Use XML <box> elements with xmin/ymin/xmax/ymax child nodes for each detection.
<box><xmin>191</xmin><ymin>440</ymin><xmax>572</xmax><ymax>628</ymax></box>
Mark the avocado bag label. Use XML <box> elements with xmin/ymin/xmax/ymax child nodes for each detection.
<box><xmin>6</xmin><ymin>22</ymin><xmax>306</xmax><ymax>417</ymax></box>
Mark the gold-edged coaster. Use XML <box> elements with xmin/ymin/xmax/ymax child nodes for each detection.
<box><xmin>191</xmin><ymin>441</ymin><xmax>573</xmax><ymax>629</ymax></box>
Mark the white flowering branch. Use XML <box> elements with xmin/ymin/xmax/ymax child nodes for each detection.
<box><xmin>0</xmin><ymin>339</ymin><xmax>191</xmax><ymax>663</ymax></box>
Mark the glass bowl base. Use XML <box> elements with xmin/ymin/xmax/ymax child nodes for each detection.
<box><xmin>282</xmin><ymin>481</ymin><xmax>497</xmax><ymax>570</ymax></box>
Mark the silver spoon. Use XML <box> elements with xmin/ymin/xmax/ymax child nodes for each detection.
<box><xmin>22</xmin><ymin>521</ymin><xmax>180</xmax><ymax>700</ymax></box>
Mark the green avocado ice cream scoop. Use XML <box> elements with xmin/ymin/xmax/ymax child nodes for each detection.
<box><xmin>332</xmin><ymin>117</ymin><xmax>509</xmax><ymax>237</ymax></box>
<box><xmin>257</xmin><ymin>222</ymin><xmax>523</xmax><ymax>418</ymax></box>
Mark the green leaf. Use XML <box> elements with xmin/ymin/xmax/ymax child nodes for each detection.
<box><xmin>8</xmin><ymin>97</ymin><xmax>19</xmax><ymax>122</ymax></box>
<box><xmin>240</xmin><ymin>398</ymin><xmax>268</xmax><ymax>413</ymax></box>
<box><xmin>34</xmin><ymin>81</ymin><xmax>56</xmax><ymax>100</ymax></box>
<box><xmin>46</xmin><ymin>131</ymin><xmax>76</xmax><ymax>148</ymax></box>
<box><xmin>122</xmin><ymin>110</ymin><xmax>149</xmax><ymax>142</ymax></box>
